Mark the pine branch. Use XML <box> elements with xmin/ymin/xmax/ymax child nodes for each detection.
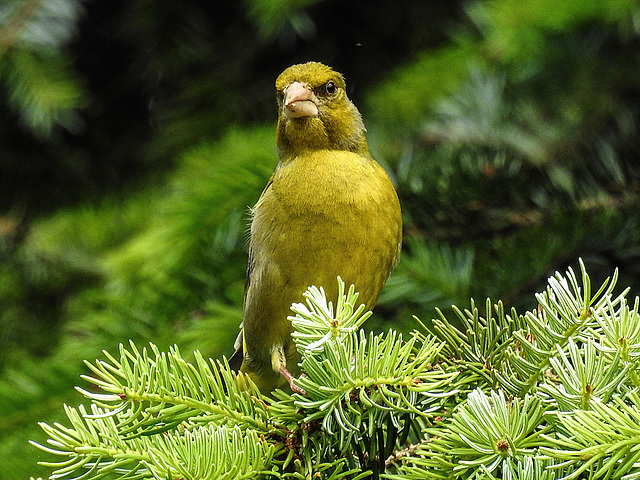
<box><xmin>32</xmin><ymin>403</ymin><xmax>158</xmax><ymax>480</ymax></box>
<box><xmin>77</xmin><ymin>342</ymin><xmax>270</xmax><ymax>436</ymax></box>
<box><xmin>428</xmin><ymin>297</ymin><xmax>526</xmax><ymax>392</ymax></box>
<box><xmin>31</xmin><ymin>403</ymin><xmax>275</xmax><ymax>480</ymax></box>
<box><xmin>538</xmin><ymin>338</ymin><xmax>631</xmax><ymax>411</ymax></box>
<box><xmin>389</xmin><ymin>389</ymin><xmax>549</xmax><ymax>478</ymax></box>
<box><xmin>289</xmin><ymin>277</ymin><xmax>373</xmax><ymax>354</ymax></box>
<box><xmin>498</xmin><ymin>259</ymin><xmax>627</xmax><ymax>396</ymax></box>
<box><xmin>587</xmin><ymin>296</ymin><xmax>640</xmax><ymax>389</ymax></box>
<box><xmin>29</xmin><ymin>262</ymin><xmax>640</xmax><ymax>480</ymax></box>
<box><xmin>539</xmin><ymin>392</ymin><xmax>640</xmax><ymax>480</ymax></box>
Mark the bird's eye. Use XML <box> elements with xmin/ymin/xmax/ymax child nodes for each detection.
<box><xmin>325</xmin><ymin>81</ymin><xmax>336</xmax><ymax>95</ymax></box>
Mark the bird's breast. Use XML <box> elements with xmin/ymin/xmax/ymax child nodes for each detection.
<box><xmin>265</xmin><ymin>150</ymin><xmax>389</xmax><ymax>214</ymax></box>
<box><xmin>250</xmin><ymin>150</ymin><xmax>401</xmax><ymax>271</ymax></box>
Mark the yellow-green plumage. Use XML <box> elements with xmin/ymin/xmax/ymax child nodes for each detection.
<box><xmin>231</xmin><ymin>62</ymin><xmax>402</xmax><ymax>393</ymax></box>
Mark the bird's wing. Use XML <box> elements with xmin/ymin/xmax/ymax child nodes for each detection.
<box><xmin>228</xmin><ymin>331</ymin><xmax>244</xmax><ymax>370</ymax></box>
<box><xmin>229</xmin><ymin>177</ymin><xmax>276</xmax><ymax>371</ymax></box>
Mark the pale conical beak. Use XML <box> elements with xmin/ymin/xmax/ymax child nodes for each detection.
<box><xmin>283</xmin><ymin>82</ymin><xmax>319</xmax><ymax>119</ymax></box>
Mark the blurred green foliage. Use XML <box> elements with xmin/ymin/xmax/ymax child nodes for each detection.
<box><xmin>1</xmin><ymin>0</ymin><xmax>639</xmax><ymax>478</ymax></box>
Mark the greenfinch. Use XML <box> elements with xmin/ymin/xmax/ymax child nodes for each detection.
<box><xmin>230</xmin><ymin>62</ymin><xmax>402</xmax><ymax>393</ymax></box>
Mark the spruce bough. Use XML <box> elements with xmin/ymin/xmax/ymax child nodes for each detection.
<box><xmin>31</xmin><ymin>261</ymin><xmax>640</xmax><ymax>479</ymax></box>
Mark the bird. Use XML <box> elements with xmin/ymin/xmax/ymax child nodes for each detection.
<box><xmin>229</xmin><ymin>62</ymin><xmax>402</xmax><ymax>394</ymax></box>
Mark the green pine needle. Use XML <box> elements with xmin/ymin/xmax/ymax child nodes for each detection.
<box><xmin>28</xmin><ymin>263</ymin><xmax>640</xmax><ymax>480</ymax></box>
<box><xmin>290</xmin><ymin>276</ymin><xmax>372</xmax><ymax>355</ymax></box>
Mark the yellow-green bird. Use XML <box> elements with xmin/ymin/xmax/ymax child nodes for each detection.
<box><xmin>230</xmin><ymin>62</ymin><xmax>402</xmax><ymax>394</ymax></box>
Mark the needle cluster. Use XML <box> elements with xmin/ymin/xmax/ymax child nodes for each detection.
<box><xmin>31</xmin><ymin>261</ymin><xmax>640</xmax><ymax>480</ymax></box>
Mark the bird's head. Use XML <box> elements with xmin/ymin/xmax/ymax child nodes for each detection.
<box><xmin>275</xmin><ymin>62</ymin><xmax>368</xmax><ymax>159</ymax></box>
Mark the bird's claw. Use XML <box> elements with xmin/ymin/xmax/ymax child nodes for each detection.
<box><xmin>279</xmin><ymin>364</ymin><xmax>307</xmax><ymax>396</ymax></box>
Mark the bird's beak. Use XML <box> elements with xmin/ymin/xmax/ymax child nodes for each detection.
<box><xmin>283</xmin><ymin>82</ymin><xmax>319</xmax><ymax>119</ymax></box>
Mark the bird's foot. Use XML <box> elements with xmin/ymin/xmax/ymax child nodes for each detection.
<box><xmin>279</xmin><ymin>364</ymin><xmax>307</xmax><ymax>396</ymax></box>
